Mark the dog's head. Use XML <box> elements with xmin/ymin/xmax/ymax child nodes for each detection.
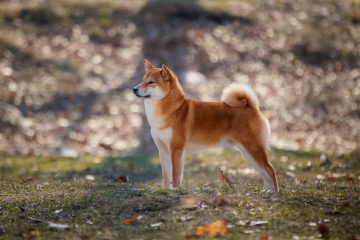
<box><xmin>133</xmin><ymin>59</ymin><xmax>173</xmax><ymax>99</ymax></box>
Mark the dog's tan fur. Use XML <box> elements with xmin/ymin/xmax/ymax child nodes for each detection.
<box><xmin>133</xmin><ymin>59</ymin><xmax>278</xmax><ymax>192</ymax></box>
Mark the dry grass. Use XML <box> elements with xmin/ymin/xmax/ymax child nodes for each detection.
<box><xmin>1</xmin><ymin>149</ymin><xmax>359</xmax><ymax>239</ymax></box>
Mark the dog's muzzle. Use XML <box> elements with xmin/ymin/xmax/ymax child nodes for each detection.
<box><xmin>133</xmin><ymin>87</ymin><xmax>150</xmax><ymax>98</ymax></box>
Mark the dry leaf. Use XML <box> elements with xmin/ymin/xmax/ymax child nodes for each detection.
<box><xmin>48</xmin><ymin>222</ymin><xmax>70</xmax><ymax>231</ymax></box>
<box><xmin>237</xmin><ymin>220</ymin><xmax>247</xmax><ymax>226</ymax></box>
<box><xmin>259</xmin><ymin>235</ymin><xmax>271</xmax><ymax>240</ymax></box>
<box><xmin>28</xmin><ymin>216</ymin><xmax>43</xmax><ymax>223</ymax></box>
<box><xmin>85</xmin><ymin>175</ymin><xmax>95</xmax><ymax>181</ymax></box>
<box><xmin>113</xmin><ymin>175</ymin><xmax>129</xmax><ymax>183</ymax></box>
<box><xmin>20</xmin><ymin>177</ymin><xmax>35</xmax><ymax>184</ymax></box>
<box><xmin>287</xmin><ymin>164</ymin><xmax>296</xmax><ymax>171</ymax></box>
<box><xmin>318</xmin><ymin>223</ymin><xmax>330</xmax><ymax>238</ymax></box>
<box><xmin>124</xmin><ymin>216</ymin><xmax>142</xmax><ymax>225</ymax></box>
<box><xmin>351</xmin><ymin>235</ymin><xmax>360</xmax><ymax>240</ymax></box>
<box><xmin>214</xmin><ymin>196</ymin><xmax>228</xmax><ymax>206</ymax></box>
<box><xmin>179</xmin><ymin>215</ymin><xmax>195</xmax><ymax>222</ymax></box>
<box><xmin>195</xmin><ymin>221</ymin><xmax>228</xmax><ymax>237</ymax></box>
<box><xmin>180</xmin><ymin>195</ymin><xmax>200</xmax><ymax>210</ymax></box>
<box><xmin>249</xmin><ymin>220</ymin><xmax>268</xmax><ymax>226</ymax></box>
<box><xmin>150</xmin><ymin>222</ymin><xmax>162</xmax><ymax>228</ymax></box>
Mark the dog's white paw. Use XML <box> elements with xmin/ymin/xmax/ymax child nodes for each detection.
<box><xmin>261</xmin><ymin>188</ymin><xmax>278</xmax><ymax>195</ymax></box>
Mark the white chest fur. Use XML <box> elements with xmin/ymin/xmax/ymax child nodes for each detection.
<box><xmin>144</xmin><ymin>99</ymin><xmax>162</xmax><ymax>128</ymax></box>
<box><xmin>144</xmin><ymin>99</ymin><xmax>173</xmax><ymax>145</ymax></box>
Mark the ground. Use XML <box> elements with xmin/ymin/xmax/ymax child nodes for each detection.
<box><xmin>0</xmin><ymin>0</ymin><xmax>359</xmax><ymax>155</ymax></box>
<box><xmin>1</xmin><ymin>1</ymin><xmax>360</xmax><ymax>239</ymax></box>
<box><xmin>1</xmin><ymin>149</ymin><xmax>360</xmax><ymax>239</ymax></box>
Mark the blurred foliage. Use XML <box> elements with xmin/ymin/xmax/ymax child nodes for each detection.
<box><xmin>0</xmin><ymin>0</ymin><xmax>359</xmax><ymax>155</ymax></box>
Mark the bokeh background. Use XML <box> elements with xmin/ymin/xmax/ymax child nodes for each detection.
<box><xmin>0</xmin><ymin>0</ymin><xmax>359</xmax><ymax>156</ymax></box>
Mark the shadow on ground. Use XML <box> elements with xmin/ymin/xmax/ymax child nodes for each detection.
<box><xmin>1</xmin><ymin>149</ymin><xmax>360</xmax><ymax>239</ymax></box>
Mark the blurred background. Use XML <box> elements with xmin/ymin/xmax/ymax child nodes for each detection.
<box><xmin>0</xmin><ymin>0</ymin><xmax>359</xmax><ymax>156</ymax></box>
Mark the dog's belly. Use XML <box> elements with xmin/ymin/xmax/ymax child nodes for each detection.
<box><xmin>186</xmin><ymin>138</ymin><xmax>234</xmax><ymax>152</ymax></box>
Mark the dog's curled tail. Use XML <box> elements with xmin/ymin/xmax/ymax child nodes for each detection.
<box><xmin>221</xmin><ymin>83</ymin><xmax>259</xmax><ymax>108</ymax></box>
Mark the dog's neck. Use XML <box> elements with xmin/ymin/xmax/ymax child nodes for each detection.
<box><xmin>144</xmin><ymin>78</ymin><xmax>186</xmax><ymax>129</ymax></box>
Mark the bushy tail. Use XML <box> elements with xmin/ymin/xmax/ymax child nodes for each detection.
<box><xmin>221</xmin><ymin>83</ymin><xmax>259</xmax><ymax>108</ymax></box>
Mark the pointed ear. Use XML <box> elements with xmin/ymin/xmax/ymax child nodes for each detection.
<box><xmin>160</xmin><ymin>64</ymin><xmax>170</xmax><ymax>81</ymax></box>
<box><xmin>144</xmin><ymin>59</ymin><xmax>155</xmax><ymax>71</ymax></box>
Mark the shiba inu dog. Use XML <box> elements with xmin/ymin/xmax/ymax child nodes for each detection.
<box><xmin>133</xmin><ymin>59</ymin><xmax>278</xmax><ymax>192</ymax></box>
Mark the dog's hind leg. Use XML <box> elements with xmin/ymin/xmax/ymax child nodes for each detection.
<box><xmin>235</xmin><ymin>140</ymin><xmax>278</xmax><ymax>192</ymax></box>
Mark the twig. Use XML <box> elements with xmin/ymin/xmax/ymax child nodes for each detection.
<box><xmin>219</xmin><ymin>169</ymin><xmax>236</xmax><ymax>192</ymax></box>
<box><xmin>28</xmin><ymin>216</ymin><xmax>45</xmax><ymax>223</ymax></box>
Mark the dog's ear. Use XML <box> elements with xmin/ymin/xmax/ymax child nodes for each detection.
<box><xmin>144</xmin><ymin>59</ymin><xmax>155</xmax><ymax>71</ymax></box>
<box><xmin>160</xmin><ymin>64</ymin><xmax>170</xmax><ymax>81</ymax></box>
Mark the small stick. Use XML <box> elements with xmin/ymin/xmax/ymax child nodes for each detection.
<box><xmin>219</xmin><ymin>169</ymin><xmax>236</xmax><ymax>192</ymax></box>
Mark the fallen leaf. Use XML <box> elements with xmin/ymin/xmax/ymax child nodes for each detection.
<box><xmin>85</xmin><ymin>175</ymin><xmax>95</xmax><ymax>181</ymax></box>
<box><xmin>179</xmin><ymin>215</ymin><xmax>195</xmax><ymax>222</ymax></box>
<box><xmin>316</xmin><ymin>174</ymin><xmax>325</xmax><ymax>180</ymax></box>
<box><xmin>29</xmin><ymin>229</ymin><xmax>40</xmax><ymax>238</ymax></box>
<box><xmin>214</xmin><ymin>196</ymin><xmax>228</xmax><ymax>206</ymax></box>
<box><xmin>150</xmin><ymin>222</ymin><xmax>162</xmax><ymax>228</ymax></box>
<box><xmin>60</xmin><ymin>147</ymin><xmax>78</xmax><ymax>158</ymax></box>
<box><xmin>303</xmin><ymin>161</ymin><xmax>312</xmax><ymax>170</ymax></box>
<box><xmin>113</xmin><ymin>175</ymin><xmax>129</xmax><ymax>183</ymax></box>
<box><xmin>287</xmin><ymin>164</ymin><xmax>296</xmax><ymax>171</ymax></box>
<box><xmin>351</xmin><ymin>235</ymin><xmax>360</xmax><ymax>240</ymax></box>
<box><xmin>320</xmin><ymin>154</ymin><xmax>332</xmax><ymax>167</ymax></box>
<box><xmin>249</xmin><ymin>220</ymin><xmax>268</xmax><ymax>226</ymax></box>
<box><xmin>259</xmin><ymin>235</ymin><xmax>271</xmax><ymax>240</ymax></box>
<box><xmin>180</xmin><ymin>195</ymin><xmax>201</xmax><ymax>210</ymax></box>
<box><xmin>48</xmin><ymin>222</ymin><xmax>70</xmax><ymax>231</ymax></box>
<box><xmin>124</xmin><ymin>216</ymin><xmax>142</xmax><ymax>225</ymax></box>
<box><xmin>54</xmin><ymin>209</ymin><xmax>62</xmax><ymax>214</ymax></box>
<box><xmin>340</xmin><ymin>201</ymin><xmax>351</xmax><ymax>209</ymax></box>
<box><xmin>318</xmin><ymin>223</ymin><xmax>330</xmax><ymax>238</ymax></box>
<box><xmin>237</xmin><ymin>220</ymin><xmax>247</xmax><ymax>226</ymax></box>
<box><xmin>28</xmin><ymin>216</ymin><xmax>43</xmax><ymax>223</ymax></box>
<box><xmin>243</xmin><ymin>229</ymin><xmax>257</xmax><ymax>234</ymax></box>
<box><xmin>194</xmin><ymin>221</ymin><xmax>228</xmax><ymax>237</ymax></box>
<box><xmin>325</xmin><ymin>173</ymin><xmax>355</xmax><ymax>182</ymax></box>
<box><xmin>20</xmin><ymin>177</ymin><xmax>35</xmax><ymax>184</ymax></box>
<box><xmin>285</xmin><ymin>171</ymin><xmax>296</xmax><ymax>178</ymax></box>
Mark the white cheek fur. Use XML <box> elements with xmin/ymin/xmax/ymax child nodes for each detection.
<box><xmin>147</xmin><ymin>86</ymin><xmax>166</xmax><ymax>98</ymax></box>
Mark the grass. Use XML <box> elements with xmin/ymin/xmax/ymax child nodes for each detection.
<box><xmin>1</xmin><ymin>149</ymin><xmax>359</xmax><ymax>239</ymax></box>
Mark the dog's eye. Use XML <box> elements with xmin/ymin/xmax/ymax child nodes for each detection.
<box><xmin>148</xmin><ymin>81</ymin><xmax>156</xmax><ymax>85</ymax></box>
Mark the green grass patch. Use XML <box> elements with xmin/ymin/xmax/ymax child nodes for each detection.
<box><xmin>0</xmin><ymin>150</ymin><xmax>359</xmax><ymax>239</ymax></box>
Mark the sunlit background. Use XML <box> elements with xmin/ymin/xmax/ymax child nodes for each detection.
<box><xmin>0</xmin><ymin>0</ymin><xmax>359</xmax><ymax>156</ymax></box>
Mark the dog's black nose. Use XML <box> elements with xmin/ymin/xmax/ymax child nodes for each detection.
<box><xmin>133</xmin><ymin>88</ymin><xmax>138</xmax><ymax>94</ymax></box>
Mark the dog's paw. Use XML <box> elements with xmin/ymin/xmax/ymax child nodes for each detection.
<box><xmin>163</xmin><ymin>183</ymin><xmax>176</xmax><ymax>189</ymax></box>
<box><xmin>260</xmin><ymin>188</ymin><xmax>278</xmax><ymax>195</ymax></box>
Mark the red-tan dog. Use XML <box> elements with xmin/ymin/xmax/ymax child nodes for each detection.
<box><xmin>133</xmin><ymin>59</ymin><xmax>278</xmax><ymax>192</ymax></box>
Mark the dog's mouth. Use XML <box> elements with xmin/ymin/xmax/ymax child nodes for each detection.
<box><xmin>134</xmin><ymin>92</ymin><xmax>151</xmax><ymax>98</ymax></box>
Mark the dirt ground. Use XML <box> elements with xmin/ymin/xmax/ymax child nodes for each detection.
<box><xmin>1</xmin><ymin>149</ymin><xmax>360</xmax><ymax>239</ymax></box>
<box><xmin>0</xmin><ymin>0</ymin><xmax>359</xmax><ymax>156</ymax></box>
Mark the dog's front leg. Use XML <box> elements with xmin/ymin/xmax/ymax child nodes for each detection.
<box><xmin>154</xmin><ymin>138</ymin><xmax>172</xmax><ymax>188</ymax></box>
<box><xmin>171</xmin><ymin>147</ymin><xmax>185</xmax><ymax>188</ymax></box>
